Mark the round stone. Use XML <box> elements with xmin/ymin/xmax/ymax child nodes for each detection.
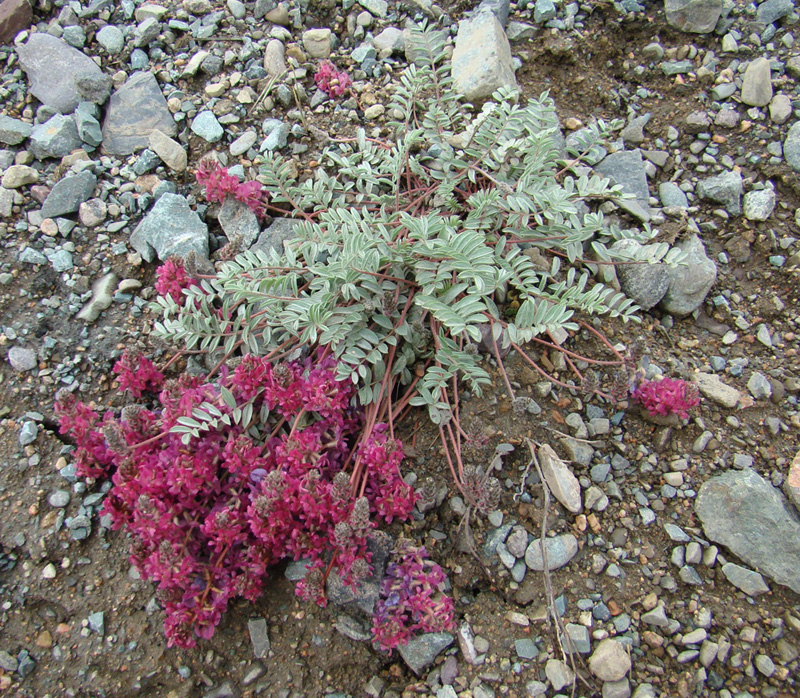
<box><xmin>588</xmin><ymin>638</ymin><xmax>631</xmax><ymax>681</ymax></box>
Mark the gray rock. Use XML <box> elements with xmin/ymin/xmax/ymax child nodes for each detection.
<box><xmin>559</xmin><ymin>436</ymin><xmax>594</xmax><ymax>466</ymax></box>
<box><xmin>19</xmin><ymin>420</ymin><xmax>39</xmax><ymax>446</ymax></box>
<box><xmin>134</xmin><ymin>17</ymin><xmax>161</xmax><ymax>47</ymax></box>
<box><xmin>230</xmin><ymin>130</ymin><xmax>257</xmax><ymax>156</ymax></box>
<box><xmin>48</xmin><ymin>490</ymin><xmax>71</xmax><ymax>508</ymax></box>
<box><xmin>398</xmin><ymin>632</ymin><xmax>454</xmax><ymax>676</ymax></box>
<box><xmin>0</xmin><ymin>186</ymin><xmax>15</xmax><ymax>217</ymax></box>
<box><xmin>191</xmin><ymin>110</ymin><xmax>224</xmax><ymax>143</ymax></box>
<box><xmin>684</xmin><ymin>110</ymin><xmax>710</xmax><ymax>133</ymax></box>
<box><xmin>769</xmin><ymin>94</ymin><xmax>793</xmax><ymax>125</ymax></box>
<box><xmin>130</xmin><ymin>193</ymin><xmax>208</xmax><ymax>263</ymax></box>
<box><xmin>96</xmin><ymin>25</ymin><xmax>125</xmax><ymax>54</ymax></box>
<box><xmin>373</xmin><ymin>27</ymin><xmax>404</xmax><ymax>53</ymax></box>
<box><xmin>358</xmin><ymin>0</ymin><xmax>389</xmax><ymax>17</ymax></box>
<box><xmin>564</xmin><ymin>623</ymin><xmax>591</xmax><ymax>653</ymax></box>
<box><xmin>525</xmin><ymin>533</ymin><xmax>578</xmax><ymax>571</ymax></box>
<box><xmin>696</xmin><ymin>170</ymin><xmax>742</xmax><ymax>215</ymax></box>
<box><xmin>721</xmin><ymin>562</ymin><xmax>770</xmax><ymax>596</ymax></box>
<box><xmin>785</xmin><ymin>121</ymin><xmax>800</xmax><ymax>173</ymax></box>
<box><xmin>102</xmin><ymin>71</ymin><xmax>177</xmax><ymax>156</ymax></box>
<box><xmin>19</xmin><ymin>247</ymin><xmax>48</xmax><ymax>264</ymax></box>
<box><xmin>0</xmin><ymin>115</ymin><xmax>32</xmax><ymax>145</ymax></box>
<box><xmin>620</xmin><ymin>114</ymin><xmax>650</xmax><ymax>146</ymax></box>
<box><xmin>743</xmin><ymin>188</ymin><xmax>775</xmax><ymax>221</ymax></box>
<box><xmin>2</xmin><ymin>164</ymin><xmax>37</xmax><ymax>188</ymax></box>
<box><xmin>664</xmin><ymin>0</ymin><xmax>722</xmax><ymax>33</ymax></box>
<box><xmin>505</xmin><ymin>20</ymin><xmax>537</xmax><ymax>41</ymax></box>
<box><xmin>228</xmin><ymin>0</ymin><xmax>247</xmax><ymax>18</ymax></box>
<box><xmin>48</xmin><ymin>248</ymin><xmax>74</xmax><ymax>272</ymax></box>
<box><xmin>87</xmin><ymin>611</ymin><xmax>104</xmax><ymax>634</ymax></box>
<box><xmin>747</xmin><ymin>371</ymin><xmax>772</xmax><ymax>399</ymax></box>
<box><xmin>261</xmin><ymin>119</ymin><xmax>289</xmax><ymax>151</ymax></box>
<box><xmin>41</xmin><ymin>171</ymin><xmax>97</xmax><ymax>219</ymax></box>
<box><xmin>17</xmin><ymin>33</ymin><xmax>109</xmax><ymax>113</ymax></box>
<box><xmin>451</xmin><ymin>11</ymin><xmax>518</xmax><ymax>101</ymax></box>
<box><xmin>660</xmin><ymin>234</ymin><xmax>717</xmax><ymax>317</ymax></box>
<box><xmin>611</xmin><ymin>239</ymin><xmax>670</xmax><ymax>310</ymax></box>
<box><xmin>696</xmin><ymin>468</ymin><xmax>800</xmax><ymax>594</ymax></box>
<box><xmin>588</xmin><ymin>638</ymin><xmax>631</xmax><ymax>681</ymax></box>
<box><xmin>594</xmin><ymin>149</ymin><xmax>650</xmax><ymax>206</ymax></box>
<box><xmin>149</xmin><ymin>129</ymin><xmax>187</xmax><ymax>171</ymax></box>
<box><xmin>247</xmin><ymin>618</ymin><xmax>270</xmax><ymax>658</ymax></box>
<box><xmin>477</xmin><ymin>0</ymin><xmax>511</xmax><ymax>25</ymax></box>
<box><xmin>533</xmin><ymin>0</ymin><xmax>557</xmax><ymax>22</ymax></box>
<box><xmin>8</xmin><ymin>346</ymin><xmax>37</xmax><ymax>371</ymax></box>
<box><xmin>659</xmin><ymin>182</ymin><xmax>688</xmax><ymax>208</ymax></box>
<box><xmin>77</xmin><ymin>272</ymin><xmax>118</xmax><ymax>322</ymax></box>
<box><xmin>75</xmin><ymin>102</ymin><xmax>103</xmax><ymax>147</ymax></box>
<box><xmin>679</xmin><ymin>565</ymin><xmax>703</xmax><ymax>585</ymax></box>
<box><xmin>756</xmin><ymin>0</ymin><xmax>794</xmax><ymax>25</ymax></box>
<box><xmin>29</xmin><ymin>114</ymin><xmax>81</xmax><ymax>160</ymax></box>
<box><xmin>302</xmin><ymin>28</ymin><xmax>332</xmax><ymax>59</ymax></box>
<box><xmin>603</xmin><ymin>679</ymin><xmax>631</xmax><ymax>698</ymax></box>
<box><xmin>661</xmin><ymin>59</ymin><xmax>694</xmax><ymax>75</ymax></box>
<box><xmin>263</xmin><ymin>38</ymin><xmax>286</xmax><ymax>77</ymax></box>
<box><xmin>538</xmin><ymin>444</ymin><xmax>582</xmax><ymax>513</ymax></box>
<box><xmin>693</xmin><ymin>371</ymin><xmax>740</xmax><ymax>408</ymax></box>
<box><xmin>741</xmin><ymin>57</ymin><xmax>773</xmax><ymax>107</ymax></box>
<box><xmin>641</xmin><ymin>603</ymin><xmax>669</xmax><ymax>627</ymax></box>
<box><xmin>545</xmin><ymin>659</ymin><xmax>574</xmax><ymax>691</ymax></box>
<box><xmin>219</xmin><ymin>197</ymin><xmax>260</xmax><ymax>248</ymax></box>
<box><xmin>251</xmin><ymin>217</ymin><xmax>299</xmax><ymax>255</ymax></box>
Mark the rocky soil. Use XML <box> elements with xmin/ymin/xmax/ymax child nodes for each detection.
<box><xmin>0</xmin><ymin>0</ymin><xmax>799</xmax><ymax>697</ymax></box>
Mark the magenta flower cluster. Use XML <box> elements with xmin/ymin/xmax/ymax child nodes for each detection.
<box><xmin>372</xmin><ymin>539</ymin><xmax>455</xmax><ymax>652</ymax></box>
<box><xmin>631</xmin><ymin>377</ymin><xmax>700</xmax><ymax>420</ymax></box>
<box><xmin>154</xmin><ymin>258</ymin><xmax>199</xmax><ymax>304</ymax></box>
<box><xmin>112</xmin><ymin>351</ymin><xmax>164</xmax><ymax>398</ymax></box>
<box><xmin>314</xmin><ymin>60</ymin><xmax>351</xmax><ymax>97</ymax></box>
<box><xmin>196</xmin><ymin>159</ymin><xmax>268</xmax><ymax>219</ymax></box>
<box><xmin>55</xmin><ymin>352</ymin><xmax>418</xmax><ymax>649</ymax></box>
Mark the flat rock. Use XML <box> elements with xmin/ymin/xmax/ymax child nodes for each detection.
<box><xmin>230</xmin><ymin>130</ymin><xmax>257</xmax><ymax>156</ymax></box>
<box><xmin>398</xmin><ymin>632</ymin><xmax>454</xmax><ymax>676</ymax></box>
<box><xmin>658</xmin><ymin>182</ymin><xmax>688</xmax><ymax>208</ymax></box>
<box><xmin>102</xmin><ymin>71</ymin><xmax>176</xmax><ymax>156</ymax></box>
<box><xmin>17</xmin><ymin>33</ymin><xmax>109</xmax><ymax>113</ymax></box>
<box><xmin>247</xmin><ymin>618</ymin><xmax>270</xmax><ymax>658</ymax></box>
<box><xmin>250</xmin><ymin>217</ymin><xmax>299</xmax><ymax>255</ymax></box>
<box><xmin>40</xmin><ymin>171</ymin><xmax>96</xmax><ymax>219</ymax></box>
<box><xmin>660</xmin><ymin>234</ymin><xmax>717</xmax><ymax>317</ymax></box>
<box><xmin>696</xmin><ymin>467</ymin><xmax>800</xmax><ymax>594</ymax></box>
<box><xmin>545</xmin><ymin>659</ymin><xmax>574</xmax><ymax>692</ymax></box>
<box><xmin>219</xmin><ymin>197</ymin><xmax>260</xmax><ymax>248</ymax></box>
<box><xmin>665</xmin><ymin>0</ymin><xmax>722</xmax><ymax>33</ymax></box>
<box><xmin>451</xmin><ymin>11</ymin><xmax>517</xmax><ymax>101</ymax></box>
<box><xmin>0</xmin><ymin>0</ymin><xmax>33</xmax><ymax>44</ymax></box>
<box><xmin>0</xmin><ymin>114</ymin><xmax>32</xmax><ymax>145</ymax></box>
<box><xmin>696</xmin><ymin>170</ymin><xmax>742</xmax><ymax>215</ymax></box>
<box><xmin>589</xmin><ymin>638</ymin><xmax>631</xmax><ymax>681</ymax></box>
<box><xmin>756</xmin><ymin>0</ymin><xmax>794</xmax><ymax>25</ymax></box>
<box><xmin>693</xmin><ymin>371</ymin><xmax>740</xmax><ymax>408</ymax></box>
<box><xmin>595</xmin><ymin>149</ymin><xmax>650</xmax><ymax>207</ymax></box>
<box><xmin>538</xmin><ymin>444</ymin><xmax>582</xmax><ymax>513</ymax></box>
<box><xmin>525</xmin><ymin>533</ymin><xmax>578</xmax><ymax>571</ymax></box>
<box><xmin>740</xmin><ymin>57</ymin><xmax>773</xmax><ymax>107</ymax></box>
<box><xmin>1</xmin><ymin>164</ymin><xmax>37</xmax><ymax>188</ymax></box>
<box><xmin>130</xmin><ymin>193</ymin><xmax>209</xmax><ymax>262</ymax></box>
<box><xmin>783</xmin><ymin>121</ymin><xmax>800</xmax><ymax>173</ymax></box>
<box><xmin>29</xmin><ymin>114</ymin><xmax>81</xmax><ymax>160</ymax></box>
<box><xmin>721</xmin><ymin>562</ymin><xmax>770</xmax><ymax>596</ymax></box>
<box><xmin>8</xmin><ymin>345</ymin><xmax>37</xmax><ymax>371</ymax></box>
<box><xmin>149</xmin><ymin>129</ymin><xmax>187</xmax><ymax>171</ymax></box>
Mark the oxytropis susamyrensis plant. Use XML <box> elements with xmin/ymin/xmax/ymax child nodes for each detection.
<box><xmin>153</xmin><ymin>26</ymin><xmax>683</xmax><ymax>517</ymax></box>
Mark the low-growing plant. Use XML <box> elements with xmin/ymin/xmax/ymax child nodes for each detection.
<box><xmin>314</xmin><ymin>60</ymin><xmax>352</xmax><ymax>97</ymax></box>
<box><xmin>631</xmin><ymin>376</ymin><xmax>700</xmax><ymax>420</ymax></box>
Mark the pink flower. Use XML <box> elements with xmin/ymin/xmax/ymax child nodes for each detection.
<box><xmin>155</xmin><ymin>257</ymin><xmax>199</xmax><ymax>303</ymax></box>
<box><xmin>314</xmin><ymin>61</ymin><xmax>351</xmax><ymax>97</ymax></box>
<box><xmin>196</xmin><ymin>159</ymin><xmax>268</xmax><ymax>219</ymax></box>
<box><xmin>631</xmin><ymin>377</ymin><xmax>700</xmax><ymax>420</ymax></box>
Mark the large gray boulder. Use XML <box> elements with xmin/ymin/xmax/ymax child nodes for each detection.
<box><xmin>130</xmin><ymin>193</ymin><xmax>209</xmax><ymax>262</ymax></box>
<box><xmin>696</xmin><ymin>468</ymin><xmax>800</xmax><ymax>594</ymax></box>
<box><xmin>660</xmin><ymin>234</ymin><xmax>717</xmax><ymax>317</ymax></box>
<box><xmin>451</xmin><ymin>11</ymin><xmax>517</xmax><ymax>101</ymax></box>
<box><xmin>17</xmin><ymin>33</ymin><xmax>110</xmax><ymax>113</ymax></box>
<box><xmin>102</xmin><ymin>71</ymin><xmax>177</xmax><ymax>156</ymax></box>
<box><xmin>664</xmin><ymin>0</ymin><xmax>723</xmax><ymax>33</ymax></box>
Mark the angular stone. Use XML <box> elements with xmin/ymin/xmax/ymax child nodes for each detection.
<box><xmin>40</xmin><ymin>171</ymin><xmax>96</xmax><ymax>218</ymax></box>
<box><xmin>102</xmin><ymin>71</ymin><xmax>177</xmax><ymax>156</ymax></box>
<box><xmin>251</xmin><ymin>217</ymin><xmax>299</xmax><ymax>254</ymax></box>
<box><xmin>660</xmin><ymin>234</ymin><xmax>717</xmax><ymax>317</ymax></box>
<box><xmin>0</xmin><ymin>114</ymin><xmax>32</xmax><ymax>145</ymax></box>
<box><xmin>451</xmin><ymin>11</ymin><xmax>518</xmax><ymax>102</ymax></box>
<box><xmin>785</xmin><ymin>450</ymin><xmax>800</xmax><ymax>513</ymax></box>
<box><xmin>130</xmin><ymin>193</ymin><xmax>209</xmax><ymax>262</ymax></box>
<box><xmin>373</xmin><ymin>27</ymin><xmax>404</xmax><ymax>53</ymax></box>
<box><xmin>696</xmin><ymin>170</ymin><xmax>742</xmax><ymax>215</ymax></box>
<box><xmin>743</xmin><ymin>188</ymin><xmax>775</xmax><ymax>222</ymax></box>
<box><xmin>664</xmin><ymin>0</ymin><xmax>723</xmax><ymax>33</ymax></box>
<box><xmin>149</xmin><ymin>129</ymin><xmax>187</xmax><ymax>171</ymax></box>
<box><xmin>398</xmin><ymin>632</ymin><xmax>454</xmax><ymax>676</ymax></box>
<box><xmin>29</xmin><ymin>114</ymin><xmax>81</xmax><ymax>160</ymax></box>
<box><xmin>611</xmin><ymin>239</ymin><xmax>670</xmax><ymax>310</ymax></box>
<box><xmin>77</xmin><ymin>272</ymin><xmax>117</xmax><ymax>322</ymax></box>
<box><xmin>659</xmin><ymin>182</ymin><xmax>688</xmax><ymax>208</ymax></box>
<box><xmin>191</xmin><ymin>110</ymin><xmax>224</xmax><ymax>142</ymax></box>
<box><xmin>785</xmin><ymin>121</ymin><xmax>800</xmax><ymax>173</ymax></box>
<box><xmin>545</xmin><ymin>659</ymin><xmax>574</xmax><ymax>692</ymax></box>
<box><xmin>525</xmin><ymin>533</ymin><xmax>578</xmax><ymax>571</ymax></box>
<box><xmin>75</xmin><ymin>102</ymin><xmax>103</xmax><ymax>147</ymax></box>
<box><xmin>247</xmin><ymin>618</ymin><xmax>270</xmax><ymax>658</ymax></box>
<box><xmin>538</xmin><ymin>444</ymin><xmax>582</xmax><ymax>513</ymax></box>
<box><xmin>696</xmin><ymin>468</ymin><xmax>800</xmax><ymax>594</ymax></box>
<box><xmin>595</xmin><ymin>149</ymin><xmax>650</xmax><ymax>206</ymax></box>
<box><xmin>721</xmin><ymin>562</ymin><xmax>770</xmax><ymax>596</ymax></box>
<box><xmin>693</xmin><ymin>371</ymin><xmax>740</xmax><ymax>408</ymax></box>
<box><xmin>589</xmin><ymin>639</ymin><xmax>631</xmax><ymax>681</ymax></box>
<box><xmin>0</xmin><ymin>0</ymin><xmax>32</xmax><ymax>44</ymax></box>
<box><xmin>219</xmin><ymin>197</ymin><xmax>260</xmax><ymax>247</ymax></box>
<box><xmin>1</xmin><ymin>164</ymin><xmax>37</xmax><ymax>188</ymax></box>
<box><xmin>17</xmin><ymin>34</ymin><xmax>109</xmax><ymax>113</ymax></box>
<box><xmin>756</xmin><ymin>0</ymin><xmax>794</xmax><ymax>25</ymax></box>
<box><xmin>229</xmin><ymin>130</ymin><xmax>257</xmax><ymax>156</ymax></box>
<box><xmin>740</xmin><ymin>57</ymin><xmax>773</xmax><ymax>107</ymax></box>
